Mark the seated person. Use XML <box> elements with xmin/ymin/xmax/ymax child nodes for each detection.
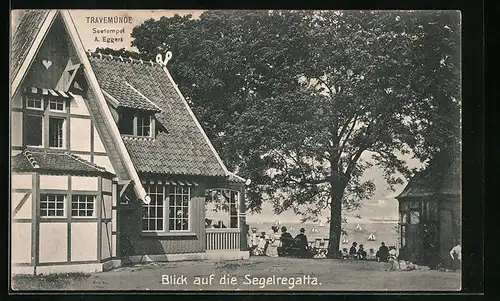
<box><xmin>376</xmin><ymin>242</ymin><xmax>390</xmax><ymax>262</ymax></box>
<box><xmin>349</xmin><ymin>242</ymin><xmax>358</xmax><ymax>259</ymax></box>
<box><xmin>293</xmin><ymin>228</ymin><xmax>311</xmax><ymax>258</ymax></box>
<box><xmin>248</xmin><ymin>227</ymin><xmax>259</xmax><ymax>255</ymax></box>
<box><xmin>367</xmin><ymin>248</ymin><xmax>376</xmax><ymax>260</ymax></box>
<box><xmin>253</xmin><ymin>232</ymin><xmax>268</xmax><ymax>256</ymax></box>
<box><xmin>357</xmin><ymin>244</ymin><xmax>367</xmax><ymax>259</ymax></box>
<box><xmin>388</xmin><ymin>246</ymin><xmax>398</xmax><ymax>261</ymax></box>
<box><xmin>341</xmin><ymin>248</ymin><xmax>349</xmax><ymax>260</ymax></box>
<box><xmin>278</xmin><ymin>226</ymin><xmax>294</xmax><ymax>256</ymax></box>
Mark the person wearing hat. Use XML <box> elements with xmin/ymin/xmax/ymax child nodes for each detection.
<box><xmin>294</xmin><ymin>228</ymin><xmax>310</xmax><ymax>258</ymax></box>
<box><xmin>278</xmin><ymin>226</ymin><xmax>294</xmax><ymax>256</ymax></box>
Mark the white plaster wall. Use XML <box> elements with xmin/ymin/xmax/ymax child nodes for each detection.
<box><xmin>70</xmin><ymin>95</ymin><xmax>90</xmax><ymax>116</ymax></box>
<box><xmin>101</xmin><ymin>222</ymin><xmax>112</xmax><ymax>260</ymax></box>
<box><xmin>93</xmin><ymin>126</ymin><xmax>106</xmax><ymax>153</ymax></box>
<box><xmin>102</xmin><ymin>195</ymin><xmax>112</xmax><ymax>219</ymax></box>
<box><xmin>11</xmin><ymin>93</ymin><xmax>23</xmax><ymax>109</ymax></box>
<box><xmin>111</xmin><ymin>209</ymin><xmax>117</xmax><ymax>232</ymax></box>
<box><xmin>71</xmin><ymin>223</ymin><xmax>97</xmax><ymax>262</ymax></box>
<box><xmin>71</xmin><ymin>176</ymin><xmax>98</xmax><ymax>191</ymax></box>
<box><xmin>111</xmin><ymin>234</ymin><xmax>117</xmax><ymax>257</ymax></box>
<box><xmin>11</xmin><ymin>111</ymin><xmax>23</xmax><ymax>147</ymax></box>
<box><xmin>78</xmin><ymin>154</ymin><xmax>91</xmax><ymax>162</ymax></box>
<box><xmin>39</xmin><ymin>223</ymin><xmax>67</xmax><ymax>263</ymax></box>
<box><xmin>40</xmin><ymin>175</ymin><xmax>68</xmax><ymax>190</ymax></box>
<box><xmin>12</xmin><ymin>174</ymin><xmax>32</xmax><ymax>190</ymax></box>
<box><xmin>11</xmin><ymin>223</ymin><xmax>32</xmax><ymax>264</ymax></box>
<box><xmin>12</xmin><ymin>192</ymin><xmax>32</xmax><ymax>219</ymax></box>
<box><xmin>94</xmin><ymin>155</ymin><xmax>115</xmax><ymax>174</ymax></box>
<box><xmin>102</xmin><ymin>178</ymin><xmax>112</xmax><ymax>193</ymax></box>
<box><xmin>70</xmin><ymin>118</ymin><xmax>91</xmax><ymax>152</ymax></box>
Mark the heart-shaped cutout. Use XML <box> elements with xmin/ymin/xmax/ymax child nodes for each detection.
<box><xmin>42</xmin><ymin>60</ymin><xmax>52</xmax><ymax>69</ymax></box>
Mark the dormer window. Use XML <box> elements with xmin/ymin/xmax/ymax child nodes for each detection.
<box><xmin>118</xmin><ymin>108</ymin><xmax>155</xmax><ymax>138</ymax></box>
<box><xmin>136</xmin><ymin>113</ymin><xmax>152</xmax><ymax>137</ymax></box>
<box><xmin>26</xmin><ymin>95</ymin><xmax>43</xmax><ymax>110</ymax></box>
<box><xmin>48</xmin><ymin>98</ymin><xmax>66</xmax><ymax>111</ymax></box>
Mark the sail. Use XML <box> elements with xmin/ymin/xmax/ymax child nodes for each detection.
<box><xmin>355</xmin><ymin>224</ymin><xmax>363</xmax><ymax>231</ymax></box>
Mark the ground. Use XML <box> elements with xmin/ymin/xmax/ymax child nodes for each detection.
<box><xmin>11</xmin><ymin>257</ymin><xmax>461</xmax><ymax>291</ymax></box>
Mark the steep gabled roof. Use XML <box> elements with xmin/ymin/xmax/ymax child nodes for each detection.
<box><xmin>10</xmin><ymin>10</ymin><xmax>50</xmax><ymax>82</ymax></box>
<box><xmin>88</xmin><ymin>53</ymin><xmax>228</xmax><ymax>177</ymax></box>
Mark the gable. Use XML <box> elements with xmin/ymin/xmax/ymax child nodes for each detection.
<box><xmin>10</xmin><ymin>10</ymin><xmax>150</xmax><ymax>202</ymax></box>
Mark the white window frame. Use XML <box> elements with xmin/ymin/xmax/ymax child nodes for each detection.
<box><xmin>48</xmin><ymin>98</ymin><xmax>66</xmax><ymax>112</ymax></box>
<box><xmin>136</xmin><ymin>114</ymin><xmax>152</xmax><ymax>137</ymax></box>
<box><xmin>39</xmin><ymin>194</ymin><xmax>66</xmax><ymax>218</ymax></box>
<box><xmin>71</xmin><ymin>195</ymin><xmax>96</xmax><ymax>217</ymax></box>
<box><xmin>25</xmin><ymin>95</ymin><xmax>43</xmax><ymax>110</ymax></box>
<box><xmin>48</xmin><ymin>116</ymin><xmax>66</xmax><ymax>149</ymax></box>
<box><xmin>205</xmin><ymin>188</ymin><xmax>240</xmax><ymax>230</ymax></box>
<box><xmin>168</xmin><ymin>186</ymin><xmax>191</xmax><ymax>232</ymax></box>
<box><xmin>142</xmin><ymin>184</ymin><xmax>166</xmax><ymax>232</ymax></box>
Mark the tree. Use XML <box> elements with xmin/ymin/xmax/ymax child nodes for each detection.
<box><xmin>122</xmin><ymin>10</ymin><xmax>460</xmax><ymax>257</ymax></box>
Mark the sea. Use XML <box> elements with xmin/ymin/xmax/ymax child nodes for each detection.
<box><xmin>248</xmin><ymin>221</ymin><xmax>399</xmax><ymax>251</ymax></box>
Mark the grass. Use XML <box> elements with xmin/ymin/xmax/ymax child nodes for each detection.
<box><xmin>11</xmin><ymin>272</ymin><xmax>90</xmax><ymax>291</ymax></box>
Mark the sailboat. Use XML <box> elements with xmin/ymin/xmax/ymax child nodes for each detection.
<box><xmin>274</xmin><ymin>220</ymin><xmax>281</xmax><ymax>226</ymax></box>
<box><xmin>367</xmin><ymin>233</ymin><xmax>376</xmax><ymax>241</ymax></box>
<box><xmin>354</xmin><ymin>224</ymin><xmax>363</xmax><ymax>232</ymax></box>
<box><xmin>318</xmin><ymin>221</ymin><xmax>325</xmax><ymax>227</ymax></box>
<box><xmin>342</xmin><ymin>237</ymin><xmax>349</xmax><ymax>244</ymax></box>
<box><xmin>311</xmin><ymin>227</ymin><xmax>318</xmax><ymax>233</ymax></box>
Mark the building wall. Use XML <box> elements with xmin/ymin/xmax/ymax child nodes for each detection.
<box><xmin>11</xmin><ymin>173</ymin><xmax>115</xmax><ymax>272</ymax></box>
<box><xmin>439</xmin><ymin>195</ymin><xmax>461</xmax><ymax>268</ymax></box>
<box><xmin>118</xmin><ymin>181</ymin><xmax>206</xmax><ymax>256</ymax></box>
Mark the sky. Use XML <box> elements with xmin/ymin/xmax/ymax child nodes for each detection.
<box><xmin>16</xmin><ymin>10</ymin><xmax>425</xmax><ymax>224</ymax></box>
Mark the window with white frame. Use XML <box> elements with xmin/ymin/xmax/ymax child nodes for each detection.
<box><xmin>40</xmin><ymin>194</ymin><xmax>65</xmax><ymax>217</ymax></box>
<box><xmin>205</xmin><ymin>189</ymin><xmax>239</xmax><ymax>229</ymax></box>
<box><xmin>48</xmin><ymin>117</ymin><xmax>65</xmax><ymax>148</ymax></box>
<box><xmin>48</xmin><ymin>98</ymin><xmax>66</xmax><ymax>111</ymax></box>
<box><xmin>142</xmin><ymin>184</ymin><xmax>165</xmax><ymax>231</ymax></box>
<box><xmin>136</xmin><ymin>113</ymin><xmax>151</xmax><ymax>137</ymax></box>
<box><xmin>71</xmin><ymin>195</ymin><xmax>95</xmax><ymax>217</ymax></box>
<box><xmin>26</xmin><ymin>96</ymin><xmax>43</xmax><ymax>110</ymax></box>
<box><xmin>168</xmin><ymin>186</ymin><xmax>190</xmax><ymax>231</ymax></box>
<box><xmin>141</xmin><ymin>185</ymin><xmax>192</xmax><ymax>232</ymax></box>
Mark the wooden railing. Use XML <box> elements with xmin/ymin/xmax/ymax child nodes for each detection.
<box><xmin>206</xmin><ymin>229</ymin><xmax>241</xmax><ymax>251</ymax></box>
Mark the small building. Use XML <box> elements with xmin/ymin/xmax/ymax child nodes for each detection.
<box><xmin>10</xmin><ymin>10</ymin><xmax>249</xmax><ymax>275</ymax></box>
<box><xmin>396</xmin><ymin>152</ymin><xmax>460</xmax><ymax>268</ymax></box>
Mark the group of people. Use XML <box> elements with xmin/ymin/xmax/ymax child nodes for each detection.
<box><xmin>248</xmin><ymin>225</ymin><xmax>311</xmax><ymax>258</ymax></box>
<box><xmin>341</xmin><ymin>241</ymin><xmax>397</xmax><ymax>262</ymax></box>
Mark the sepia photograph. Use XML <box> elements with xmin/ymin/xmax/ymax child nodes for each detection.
<box><xmin>10</xmin><ymin>9</ymin><xmax>462</xmax><ymax>291</ymax></box>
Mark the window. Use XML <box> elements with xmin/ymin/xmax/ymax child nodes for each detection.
<box><xmin>141</xmin><ymin>185</ymin><xmax>191</xmax><ymax>232</ymax></box>
<box><xmin>40</xmin><ymin>194</ymin><xmax>65</xmax><ymax>217</ymax></box>
<box><xmin>49</xmin><ymin>117</ymin><xmax>65</xmax><ymax>148</ymax></box>
<box><xmin>118</xmin><ymin>109</ymin><xmax>154</xmax><ymax>137</ymax></box>
<box><xmin>205</xmin><ymin>189</ymin><xmax>240</xmax><ymax>229</ymax></box>
<box><xmin>26</xmin><ymin>96</ymin><xmax>43</xmax><ymax>110</ymax></box>
<box><xmin>168</xmin><ymin>186</ymin><xmax>190</xmax><ymax>231</ymax></box>
<box><xmin>119</xmin><ymin>109</ymin><xmax>134</xmax><ymax>135</ymax></box>
<box><xmin>409</xmin><ymin>211</ymin><xmax>420</xmax><ymax>224</ymax></box>
<box><xmin>142</xmin><ymin>185</ymin><xmax>165</xmax><ymax>232</ymax></box>
<box><xmin>48</xmin><ymin>99</ymin><xmax>65</xmax><ymax>111</ymax></box>
<box><xmin>25</xmin><ymin>114</ymin><xmax>43</xmax><ymax>146</ymax></box>
<box><xmin>72</xmin><ymin>195</ymin><xmax>95</xmax><ymax>217</ymax></box>
<box><xmin>136</xmin><ymin>114</ymin><xmax>151</xmax><ymax>137</ymax></box>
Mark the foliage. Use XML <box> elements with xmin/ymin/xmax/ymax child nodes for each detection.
<box><xmin>118</xmin><ymin>10</ymin><xmax>460</xmax><ymax>256</ymax></box>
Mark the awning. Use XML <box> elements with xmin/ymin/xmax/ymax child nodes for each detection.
<box><xmin>141</xmin><ymin>179</ymin><xmax>199</xmax><ymax>186</ymax></box>
<box><xmin>25</xmin><ymin>87</ymin><xmax>75</xmax><ymax>98</ymax></box>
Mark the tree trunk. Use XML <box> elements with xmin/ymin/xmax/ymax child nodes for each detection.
<box><xmin>327</xmin><ymin>179</ymin><xmax>343</xmax><ymax>258</ymax></box>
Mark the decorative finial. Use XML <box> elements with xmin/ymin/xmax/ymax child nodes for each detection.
<box><xmin>149</xmin><ymin>59</ymin><xmax>154</xmax><ymax>66</ymax></box>
<box><xmin>140</xmin><ymin>58</ymin><xmax>143</xmax><ymax>64</ymax></box>
<box><xmin>119</xmin><ymin>55</ymin><xmax>124</xmax><ymax>62</ymax></box>
<box><xmin>108</xmin><ymin>54</ymin><xmax>113</xmax><ymax>59</ymax></box>
<box><xmin>156</xmin><ymin>51</ymin><xmax>172</xmax><ymax>67</ymax></box>
<box><xmin>129</xmin><ymin>57</ymin><xmax>133</xmax><ymax>63</ymax></box>
<box><xmin>98</xmin><ymin>52</ymin><xmax>103</xmax><ymax>59</ymax></box>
